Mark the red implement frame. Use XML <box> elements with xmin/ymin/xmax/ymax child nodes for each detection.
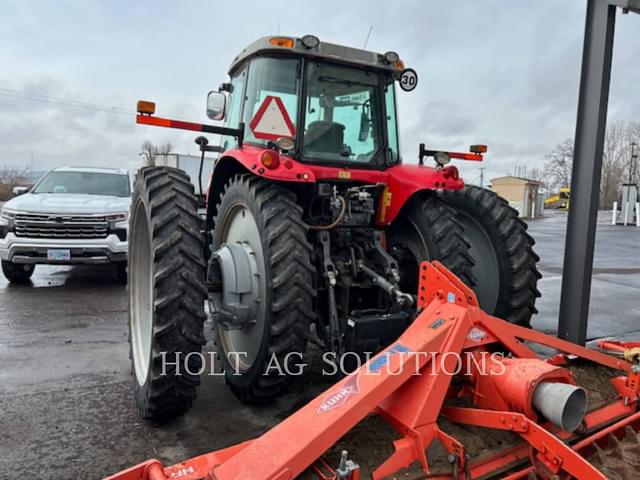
<box><xmin>106</xmin><ymin>262</ymin><xmax>640</xmax><ymax>480</ymax></box>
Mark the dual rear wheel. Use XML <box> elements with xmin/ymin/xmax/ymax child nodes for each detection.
<box><xmin>387</xmin><ymin>185</ymin><xmax>540</xmax><ymax>326</ymax></box>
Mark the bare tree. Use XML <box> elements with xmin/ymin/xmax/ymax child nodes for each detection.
<box><xmin>0</xmin><ymin>167</ymin><xmax>31</xmax><ymax>201</ymax></box>
<box><xmin>543</xmin><ymin>138</ymin><xmax>573</xmax><ymax>193</ymax></box>
<box><xmin>528</xmin><ymin>167</ymin><xmax>545</xmax><ymax>186</ymax></box>
<box><xmin>600</xmin><ymin>121</ymin><xmax>630</xmax><ymax>208</ymax></box>
<box><xmin>140</xmin><ymin>141</ymin><xmax>173</xmax><ymax>166</ymax></box>
<box><xmin>544</xmin><ymin>121</ymin><xmax>640</xmax><ymax>208</ymax></box>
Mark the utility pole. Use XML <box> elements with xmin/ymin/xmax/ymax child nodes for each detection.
<box><xmin>479</xmin><ymin>167</ymin><xmax>485</xmax><ymax>188</ymax></box>
<box><xmin>558</xmin><ymin>0</ymin><xmax>626</xmax><ymax>345</ymax></box>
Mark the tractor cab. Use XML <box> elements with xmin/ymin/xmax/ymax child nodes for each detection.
<box><xmin>207</xmin><ymin>35</ymin><xmax>407</xmax><ymax>169</ymax></box>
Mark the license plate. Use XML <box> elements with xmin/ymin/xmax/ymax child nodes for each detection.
<box><xmin>47</xmin><ymin>249</ymin><xmax>71</xmax><ymax>261</ymax></box>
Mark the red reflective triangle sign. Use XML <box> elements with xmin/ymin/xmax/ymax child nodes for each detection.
<box><xmin>249</xmin><ymin>95</ymin><xmax>296</xmax><ymax>140</ymax></box>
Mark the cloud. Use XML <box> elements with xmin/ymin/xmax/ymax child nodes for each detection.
<box><xmin>0</xmin><ymin>0</ymin><xmax>638</xmax><ymax>179</ymax></box>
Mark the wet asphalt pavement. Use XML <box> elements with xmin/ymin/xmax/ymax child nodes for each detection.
<box><xmin>1</xmin><ymin>210</ymin><xmax>639</xmax><ymax>479</ymax></box>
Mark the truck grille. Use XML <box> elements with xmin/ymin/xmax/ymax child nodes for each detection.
<box><xmin>14</xmin><ymin>213</ymin><xmax>109</xmax><ymax>239</ymax></box>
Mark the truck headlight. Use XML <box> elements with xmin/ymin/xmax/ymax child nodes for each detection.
<box><xmin>106</xmin><ymin>212</ymin><xmax>129</xmax><ymax>238</ymax></box>
<box><xmin>0</xmin><ymin>208</ymin><xmax>17</xmax><ymax>221</ymax></box>
<box><xmin>105</xmin><ymin>212</ymin><xmax>128</xmax><ymax>222</ymax></box>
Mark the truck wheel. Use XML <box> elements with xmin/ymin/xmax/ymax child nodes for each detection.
<box><xmin>439</xmin><ymin>186</ymin><xmax>541</xmax><ymax>326</ymax></box>
<box><xmin>128</xmin><ymin>167</ymin><xmax>206</xmax><ymax>419</ymax></box>
<box><xmin>211</xmin><ymin>175</ymin><xmax>314</xmax><ymax>403</ymax></box>
<box><xmin>1</xmin><ymin>260</ymin><xmax>35</xmax><ymax>283</ymax></box>
<box><xmin>115</xmin><ymin>261</ymin><xmax>127</xmax><ymax>285</ymax></box>
<box><xmin>387</xmin><ymin>194</ymin><xmax>475</xmax><ymax>297</ymax></box>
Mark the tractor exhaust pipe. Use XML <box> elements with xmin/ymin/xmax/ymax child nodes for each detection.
<box><xmin>532</xmin><ymin>382</ymin><xmax>588</xmax><ymax>432</ymax></box>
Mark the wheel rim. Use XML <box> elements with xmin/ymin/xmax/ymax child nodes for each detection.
<box><xmin>456</xmin><ymin>211</ymin><xmax>501</xmax><ymax>313</ymax></box>
<box><xmin>130</xmin><ymin>200</ymin><xmax>154</xmax><ymax>385</ymax></box>
<box><xmin>216</xmin><ymin>203</ymin><xmax>266</xmax><ymax>373</ymax></box>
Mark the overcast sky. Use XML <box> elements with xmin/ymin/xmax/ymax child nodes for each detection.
<box><xmin>1</xmin><ymin>0</ymin><xmax>638</xmax><ymax>183</ymax></box>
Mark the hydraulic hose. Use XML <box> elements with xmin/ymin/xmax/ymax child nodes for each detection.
<box><xmin>305</xmin><ymin>195</ymin><xmax>347</xmax><ymax>231</ymax></box>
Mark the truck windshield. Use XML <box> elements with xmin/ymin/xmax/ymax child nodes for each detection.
<box><xmin>34</xmin><ymin>171</ymin><xmax>130</xmax><ymax>197</ymax></box>
<box><xmin>303</xmin><ymin>62</ymin><xmax>384</xmax><ymax>164</ymax></box>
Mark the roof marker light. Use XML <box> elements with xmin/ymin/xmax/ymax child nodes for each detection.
<box><xmin>269</xmin><ymin>37</ymin><xmax>294</xmax><ymax>48</ymax></box>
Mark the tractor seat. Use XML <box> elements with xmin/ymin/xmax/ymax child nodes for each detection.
<box><xmin>304</xmin><ymin>121</ymin><xmax>345</xmax><ymax>155</ymax></box>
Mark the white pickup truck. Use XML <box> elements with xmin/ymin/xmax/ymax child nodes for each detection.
<box><xmin>0</xmin><ymin>166</ymin><xmax>132</xmax><ymax>283</ymax></box>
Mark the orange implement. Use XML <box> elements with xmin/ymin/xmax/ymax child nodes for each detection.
<box><xmin>105</xmin><ymin>262</ymin><xmax>640</xmax><ymax>480</ymax></box>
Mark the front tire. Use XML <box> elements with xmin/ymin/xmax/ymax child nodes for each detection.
<box><xmin>211</xmin><ymin>175</ymin><xmax>315</xmax><ymax>403</ymax></box>
<box><xmin>1</xmin><ymin>260</ymin><xmax>35</xmax><ymax>283</ymax></box>
<box><xmin>128</xmin><ymin>167</ymin><xmax>206</xmax><ymax>419</ymax></box>
<box><xmin>115</xmin><ymin>261</ymin><xmax>127</xmax><ymax>285</ymax></box>
<box><xmin>439</xmin><ymin>186</ymin><xmax>541</xmax><ymax>326</ymax></box>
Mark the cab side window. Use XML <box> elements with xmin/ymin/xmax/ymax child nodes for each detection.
<box><xmin>221</xmin><ymin>69</ymin><xmax>247</xmax><ymax>150</ymax></box>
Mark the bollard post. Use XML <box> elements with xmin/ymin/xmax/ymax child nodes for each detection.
<box><xmin>624</xmin><ymin>201</ymin><xmax>629</xmax><ymax>226</ymax></box>
<box><xmin>612</xmin><ymin>201</ymin><xmax>617</xmax><ymax>225</ymax></box>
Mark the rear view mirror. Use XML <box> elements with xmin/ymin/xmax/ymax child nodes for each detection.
<box><xmin>207</xmin><ymin>91</ymin><xmax>227</xmax><ymax>121</ymax></box>
<box><xmin>12</xmin><ymin>186</ymin><xmax>28</xmax><ymax>196</ymax></box>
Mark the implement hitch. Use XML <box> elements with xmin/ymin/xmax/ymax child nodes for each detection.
<box><xmin>106</xmin><ymin>262</ymin><xmax>640</xmax><ymax>480</ymax></box>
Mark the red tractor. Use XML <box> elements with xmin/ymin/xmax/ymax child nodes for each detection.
<box><xmin>129</xmin><ymin>35</ymin><xmax>540</xmax><ymax>419</ymax></box>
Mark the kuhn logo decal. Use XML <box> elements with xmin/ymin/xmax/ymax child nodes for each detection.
<box><xmin>317</xmin><ymin>374</ymin><xmax>360</xmax><ymax>413</ymax></box>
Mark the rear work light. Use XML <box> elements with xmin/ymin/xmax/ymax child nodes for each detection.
<box><xmin>261</xmin><ymin>150</ymin><xmax>280</xmax><ymax>169</ymax></box>
<box><xmin>301</xmin><ymin>35</ymin><xmax>320</xmax><ymax>49</ymax></box>
<box><xmin>269</xmin><ymin>37</ymin><xmax>294</xmax><ymax>48</ymax></box>
<box><xmin>384</xmin><ymin>51</ymin><xmax>400</xmax><ymax>63</ymax></box>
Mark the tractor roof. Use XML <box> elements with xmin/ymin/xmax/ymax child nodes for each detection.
<box><xmin>228</xmin><ymin>35</ymin><xmax>403</xmax><ymax>75</ymax></box>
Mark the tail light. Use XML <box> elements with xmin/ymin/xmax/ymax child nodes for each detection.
<box><xmin>261</xmin><ymin>150</ymin><xmax>280</xmax><ymax>170</ymax></box>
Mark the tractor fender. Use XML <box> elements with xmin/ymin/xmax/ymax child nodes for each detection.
<box><xmin>204</xmin><ymin>147</ymin><xmax>316</xmax><ymax>237</ymax></box>
<box><xmin>378</xmin><ymin>163</ymin><xmax>465</xmax><ymax>225</ymax></box>
<box><xmin>219</xmin><ymin>145</ymin><xmax>317</xmax><ymax>183</ymax></box>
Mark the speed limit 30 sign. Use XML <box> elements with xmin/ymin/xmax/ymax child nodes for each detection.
<box><xmin>399</xmin><ymin>68</ymin><xmax>418</xmax><ymax>92</ymax></box>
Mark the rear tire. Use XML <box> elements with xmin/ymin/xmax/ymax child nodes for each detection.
<box><xmin>387</xmin><ymin>193</ymin><xmax>475</xmax><ymax>296</ymax></box>
<box><xmin>211</xmin><ymin>175</ymin><xmax>315</xmax><ymax>403</ymax></box>
<box><xmin>1</xmin><ymin>260</ymin><xmax>35</xmax><ymax>283</ymax></box>
<box><xmin>439</xmin><ymin>186</ymin><xmax>541</xmax><ymax>326</ymax></box>
<box><xmin>128</xmin><ymin>167</ymin><xmax>206</xmax><ymax>419</ymax></box>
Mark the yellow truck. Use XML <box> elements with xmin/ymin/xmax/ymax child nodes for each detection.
<box><xmin>544</xmin><ymin>187</ymin><xmax>570</xmax><ymax>209</ymax></box>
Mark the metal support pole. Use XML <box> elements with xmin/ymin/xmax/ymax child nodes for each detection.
<box><xmin>558</xmin><ymin>0</ymin><xmax>617</xmax><ymax>344</ymax></box>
